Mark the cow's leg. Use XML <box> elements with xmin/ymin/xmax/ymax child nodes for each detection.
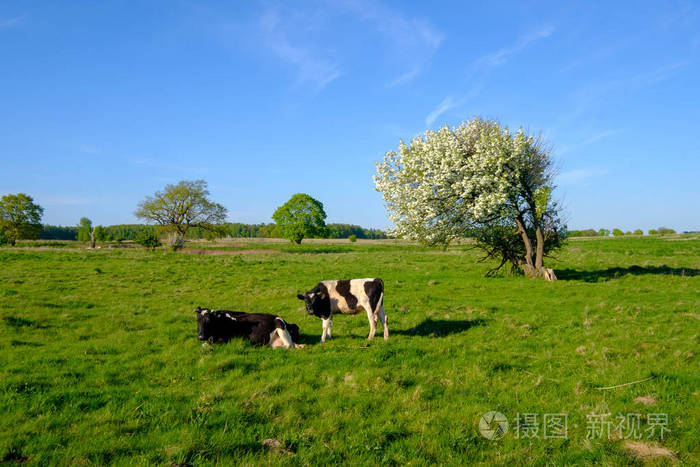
<box><xmin>275</xmin><ymin>327</ymin><xmax>295</xmax><ymax>349</ymax></box>
<box><xmin>378</xmin><ymin>306</ymin><xmax>388</xmax><ymax>340</ymax></box>
<box><xmin>321</xmin><ymin>317</ymin><xmax>332</xmax><ymax>342</ymax></box>
<box><xmin>269</xmin><ymin>333</ymin><xmax>283</xmax><ymax>348</ymax></box>
<box><xmin>364</xmin><ymin>301</ymin><xmax>378</xmax><ymax>340</ymax></box>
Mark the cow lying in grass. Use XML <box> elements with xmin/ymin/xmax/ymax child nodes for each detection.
<box><xmin>194</xmin><ymin>307</ymin><xmax>301</xmax><ymax>349</ymax></box>
<box><xmin>297</xmin><ymin>278</ymin><xmax>386</xmax><ymax>342</ymax></box>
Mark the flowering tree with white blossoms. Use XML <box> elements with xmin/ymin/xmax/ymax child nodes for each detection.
<box><xmin>374</xmin><ymin>118</ymin><xmax>565</xmax><ymax>279</ymax></box>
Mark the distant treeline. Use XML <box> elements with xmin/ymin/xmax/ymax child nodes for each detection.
<box><xmin>567</xmin><ymin>227</ymin><xmax>677</xmax><ymax>237</ymax></box>
<box><xmin>38</xmin><ymin>223</ymin><xmax>387</xmax><ymax>241</ymax></box>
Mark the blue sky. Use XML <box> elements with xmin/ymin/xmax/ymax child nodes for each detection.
<box><xmin>1</xmin><ymin>1</ymin><xmax>698</xmax><ymax>232</ymax></box>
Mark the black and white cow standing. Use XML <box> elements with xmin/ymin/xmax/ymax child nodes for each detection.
<box><xmin>194</xmin><ymin>307</ymin><xmax>300</xmax><ymax>349</ymax></box>
<box><xmin>297</xmin><ymin>278</ymin><xmax>387</xmax><ymax>342</ymax></box>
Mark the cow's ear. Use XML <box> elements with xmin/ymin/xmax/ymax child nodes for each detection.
<box><xmin>194</xmin><ymin>307</ymin><xmax>202</xmax><ymax>314</ymax></box>
<box><xmin>297</xmin><ymin>294</ymin><xmax>305</xmax><ymax>300</ymax></box>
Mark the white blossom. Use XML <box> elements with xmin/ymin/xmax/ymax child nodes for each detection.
<box><xmin>374</xmin><ymin>118</ymin><xmax>550</xmax><ymax>245</ymax></box>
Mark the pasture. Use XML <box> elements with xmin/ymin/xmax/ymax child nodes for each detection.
<box><xmin>1</xmin><ymin>236</ymin><xmax>698</xmax><ymax>465</ymax></box>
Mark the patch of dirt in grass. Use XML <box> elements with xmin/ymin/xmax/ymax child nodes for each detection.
<box><xmin>261</xmin><ymin>438</ymin><xmax>296</xmax><ymax>455</ymax></box>
<box><xmin>633</xmin><ymin>395</ymin><xmax>656</xmax><ymax>406</ymax></box>
<box><xmin>178</xmin><ymin>248</ymin><xmax>285</xmax><ymax>256</ymax></box>
<box><xmin>622</xmin><ymin>440</ymin><xmax>676</xmax><ymax>462</ymax></box>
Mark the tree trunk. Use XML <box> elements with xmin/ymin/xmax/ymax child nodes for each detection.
<box><xmin>90</xmin><ymin>227</ymin><xmax>96</xmax><ymax>249</ymax></box>
<box><xmin>515</xmin><ymin>217</ymin><xmax>537</xmax><ymax>278</ymax></box>
<box><xmin>516</xmin><ymin>218</ymin><xmax>557</xmax><ymax>281</ymax></box>
<box><xmin>534</xmin><ymin>225</ymin><xmax>544</xmax><ymax>270</ymax></box>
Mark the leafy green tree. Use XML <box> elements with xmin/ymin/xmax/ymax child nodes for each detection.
<box><xmin>77</xmin><ymin>217</ymin><xmax>92</xmax><ymax>242</ymax></box>
<box><xmin>348</xmin><ymin>234</ymin><xmax>357</xmax><ymax>242</ymax></box>
<box><xmin>272</xmin><ymin>193</ymin><xmax>328</xmax><ymax>244</ymax></box>
<box><xmin>93</xmin><ymin>225</ymin><xmax>109</xmax><ymax>242</ymax></box>
<box><xmin>657</xmin><ymin>227</ymin><xmax>676</xmax><ymax>236</ymax></box>
<box><xmin>0</xmin><ymin>193</ymin><xmax>44</xmax><ymax>246</ymax></box>
<box><xmin>633</xmin><ymin>229</ymin><xmax>643</xmax><ymax>235</ymax></box>
<box><xmin>135</xmin><ymin>180</ymin><xmax>227</xmax><ymax>248</ymax></box>
<box><xmin>648</xmin><ymin>229</ymin><xmax>658</xmax><ymax>235</ymax></box>
<box><xmin>598</xmin><ymin>228</ymin><xmax>610</xmax><ymax>237</ymax></box>
<box><xmin>612</xmin><ymin>228</ymin><xmax>624</xmax><ymax>236</ymax></box>
<box><xmin>375</xmin><ymin>118</ymin><xmax>564</xmax><ymax>279</ymax></box>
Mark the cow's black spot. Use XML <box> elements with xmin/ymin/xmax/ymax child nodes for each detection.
<box><xmin>314</xmin><ymin>282</ymin><xmax>330</xmax><ymax>297</ymax></box>
<box><xmin>336</xmin><ymin>280</ymin><xmax>358</xmax><ymax>309</ymax></box>
<box><xmin>364</xmin><ymin>278</ymin><xmax>384</xmax><ymax>312</ymax></box>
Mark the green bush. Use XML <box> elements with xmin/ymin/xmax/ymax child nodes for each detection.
<box><xmin>348</xmin><ymin>234</ymin><xmax>357</xmax><ymax>242</ymax></box>
<box><xmin>633</xmin><ymin>229</ymin><xmax>643</xmax><ymax>235</ymax></box>
<box><xmin>657</xmin><ymin>227</ymin><xmax>676</xmax><ymax>236</ymax></box>
<box><xmin>598</xmin><ymin>228</ymin><xmax>610</xmax><ymax>237</ymax></box>
<box><xmin>0</xmin><ymin>229</ymin><xmax>7</xmax><ymax>245</ymax></box>
<box><xmin>134</xmin><ymin>231</ymin><xmax>161</xmax><ymax>250</ymax></box>
<box><xmin>612</xmin><ymin>228</ymin><xmax>624</xmax><ymax>236</ymax></box>
<box><xmin>648</xmin><ymin>229</ymin><xmax>658</xmax><ymax>235</ymax></box>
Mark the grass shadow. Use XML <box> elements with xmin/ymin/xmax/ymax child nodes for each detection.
<box><xmin>3</xmin><ymin>316</ymin><xmax>51</xmax><ymax>329</ymax></box>
<box><xmin>394</xmin><ymin>318</ymin><xmax>487</xmax><ymax>337</ymax></box>
<box><xmin>10</xmin><ymin>340</ymin><xmax>44</xmax><ymax>347</ymax></box>
<box><xmin>296</xmin><ymin>332</ymin><xmax>323</xmax><ymax>345</ymax></box>
<box><xmin>557</xmin><ymin>265</ymin><xmax>698</xmax><ymax>282</ymax></box>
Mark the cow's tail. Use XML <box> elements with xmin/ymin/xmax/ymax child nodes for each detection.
<box><xmin>373</xmin><ymin>278</ymin><xmax>384</xmax><ymax>316</ymax></box>
<box><xmin>274</xmin><ymin>317</ymin><xmax>295</xmax><ymax>349</ymax></box>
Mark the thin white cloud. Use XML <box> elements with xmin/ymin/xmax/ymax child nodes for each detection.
<box><xmin>558</xmin><ymin>167</ymin><xmax>607</xmax><ymax>184</ymax></box>
<box><xmin>387</xmin><ymin>67</ymin><xmax>421</xmax><ymax>88</ymax></box>
<box><xmin>332</xmin><ymin>0</ymin><xmax>444</xmax><ymax>87</ymax></box>
<box><xmin>423</xmin><ymin>25</ymin><xmax>555</xmax><ymax>128</ymax></box>
<box><xmin>582</xmin><ymin>129</ymin><xmax>619</xmax><ymax>145</ymax></box>
<box><xmin>558</xmin><ymin>61</ymin><xmax>690</xmax><ymax>126</ymax></box>
<box><xmin>629</xmin><ymin>61</ymin><xmax>690</xmax><ymax>88</ymax></box>
<box><xmin>0</xmin><ymin>15</ymin><xmax>25</xmax><ymax>30</ymax></box>
<box><xmin>473</xmin><ymin>25</ymin><xmax>554</xmax><ymax>71</ymax></box>
<box><xmin>558</xmin><ymin>130</ymin><xmax>620</xmax><ymax>156</ymax></box>
<box><xmin>259</xmin><ymin>8</ymin><xmax>341</xmax><ymax>89</ymax></box>
<box><xmin>425</xmin><ymin>96</ymin><xmax>459</xmax><ymax>127</ymax></box>
<box><xmin>424</xmin><ymin>83</ymin><xmax>482</xmax><ymax>127</ymax></box>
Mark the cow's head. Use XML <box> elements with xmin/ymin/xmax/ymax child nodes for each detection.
<box><xmin>194</xmin><ymin>306</ymin><xmax>215</xmax><ymax>342</ymax></box>
<box><xmin>297</xmin><ymin>290</ymin><xmax>329</xmax><ymax>317</ymax></box>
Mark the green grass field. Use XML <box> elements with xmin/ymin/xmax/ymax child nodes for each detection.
<box><xmin>1</xmin><ymin>236</ymin><xmax>698</xmax><ymax>465</ymax></box>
